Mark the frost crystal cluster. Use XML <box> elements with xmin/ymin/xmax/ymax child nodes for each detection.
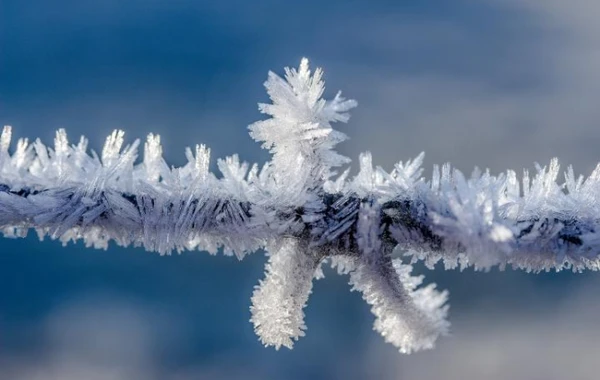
<box><xmin>1</xmin><ymin>59</ymin><xmax>599</xmax><ymax>353</ymax></box>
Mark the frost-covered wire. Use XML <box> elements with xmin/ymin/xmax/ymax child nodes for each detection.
<box><xmin>1</xmin><ymin>58</ymin><xmax>599</xmax><ymax>353</ymax></box>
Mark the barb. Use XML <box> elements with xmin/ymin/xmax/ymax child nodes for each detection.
<box><xmin>1</xmin><ymin>58</ymin><xmax>599</xmax><ymax>353</ymax></box>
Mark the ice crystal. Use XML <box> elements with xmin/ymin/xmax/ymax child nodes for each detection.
<box><xmin>1</xmin><ymin>59</ymin><xmax>599</xmax><ymax>353</ymax></box>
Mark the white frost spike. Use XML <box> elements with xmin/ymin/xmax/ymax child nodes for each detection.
<box><xmin>250</xmin><ymin>239</ymin><xmax>320</xmax><ymax>349</ymax></box>
<box><xmin>248</xmin><ymin>58</ymin><xmax>357</xmax><ymax>188</ymax></box>
<box><xmin>143</xmin><ymin>133</ymin><xmax>164</xmax><ymax>182</ymax></box>
<box><xmin>218</xmin><ymin>155</ymin><xmax>251</xmax><ymax>200</ymax></box>
<box><xmin>0</xmin><ymin>126</ymin><xmax>12</xmax><ymax>168</ymax></box>
<box><xmin>102</xmin><ymin>130</ymin><xmax>125</xmax><ymax>167</ymax></box>
<box><xmin>11</xmin><ymin>137</ymin><xmax>32</xmax><ymax>173</ymax></box>
<box><xmin>181</xmin><ymin>144</ymin><xmax>212</xmax><ymax>184</ymax></box>
<box><xmin>195</xmin><ymin>144</ymin><xmax>210</xmax><ymax>178</ymax></box>
<box><xmin>352</xmin><ymin>152</ymin><xmax>387</xmax><ymax>198</ymax></box>
<box><xmin>378</xmin><ymin>152</ymin><xmax>426</xmax><ymax>199</ymax></box>
<box><xmin>0</xmin><ymin>126</ymin><xmax>11</xmax><ymax>152</ymax></box>
<box><xmin>95</xmin><ymin>130</ymin><xmax>139</xmax><ymax>192</ymax></box>
<box><xmin>53</xmin><ymin>129</ymin><xmax>69</xmax><ymax>179</ymax></box>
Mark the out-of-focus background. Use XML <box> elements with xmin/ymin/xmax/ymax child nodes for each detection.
<box><xmin>2</xmin><ymin>1</ymin><xmax>600</xmax><ymax>379</ymax></box>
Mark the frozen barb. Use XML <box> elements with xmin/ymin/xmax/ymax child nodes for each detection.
<box><xmin>1</xmin><ymin>59</ymin><xmax>599</xmax><ymax>353</ymax></box>
<box><xmin>250</xmin><ymin>239</ymin><xmax>321</xmax><ymax>349</ymax></box>
<box><xmin>350</xmin><ymin>201</ymin><xmax>449</xmax><ymax>353</ymax></box>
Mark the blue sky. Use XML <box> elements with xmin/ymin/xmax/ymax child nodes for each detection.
<box><xmin>2</xmin><ymin>1</ymin><xmax>600</xmax><ymax>379</ymax></box>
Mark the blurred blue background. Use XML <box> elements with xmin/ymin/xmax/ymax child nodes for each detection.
<box><xmin>2</xmin><ymin>1</ymin><xmax>600</xmax><ymax>379</ymax></box>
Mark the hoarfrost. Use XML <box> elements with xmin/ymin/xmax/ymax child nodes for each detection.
<box><xmin>2</xmin><ymin>59</ymin><xmax>599</xmax><ymax>353</ymax></box>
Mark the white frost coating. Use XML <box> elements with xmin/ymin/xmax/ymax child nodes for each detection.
<box><xmin>249</xmin><ymin>57</ymin><xmax>357</xmax><ymax>199</ymax></box>
<box><xmin>351</xmin><ymin>201</ymin><xmax>448</xmax><ymax>353</ymax></box>
<box><xmin>427</xmin><ymin>166</ymin><xmax>515</xmax><ymax>269</ymax></box>
<box><xmin>349</xmin><ymin>258</ymin><xmax>449</xmax><ymax>354</ymax></box>
<box><xmin>250</xmin><ymin>239</ymin><xmax>320</xmax><ymax>349</ymax></box>
<box><xmin>2</xmin><ymin>58</ymin><xmax>600</xmax><ymax>354</ymax></box>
